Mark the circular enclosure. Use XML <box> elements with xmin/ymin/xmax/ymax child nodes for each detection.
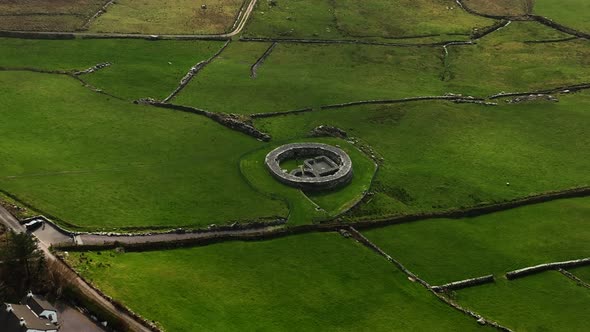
<box><xmin>265</xmin><ymin>143</ymin><xmax>353</xmax><ymax>191</ymax></box>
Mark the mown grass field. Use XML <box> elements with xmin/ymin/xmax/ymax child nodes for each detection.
<box><xmin>534</xmin><ymin>0</ymin><xmax>590</xmax><ymax>34</ymax></box>
<box><xmin>88</xmin><ymin>0</ymin><xmax>244</xmax><ymax>35</ymax></box>
<box><xmin>0</xmin><ymin>0</ymin><xmax>106</xmax><ymax>31</ymax></box>
<box><xmin>67</xmin><ymin>233</ymin><xmax>491</xmax><ymax>332</ymax></box>
<box><xmin>362</xmin><ymin>197</ymin><xmax>590</xmax><ymax>284</ymax></box>
<box><xmin>244</xmin><ymin>0</ymin><xmax>494</xmax><ymax>41</ymax></box>
<box><xmin>0</xmin><ymin>71</ymin><xmax>286</xmax><ymax>231</ymax></box>
<box><xmin>456</xmin><ymin>272</ymin><xmax>590</xmax><ymax>331</ymax></box>
<box><xmin>255</xmin><ymin>93</ymin><xmax>590</xmax><ymax>221</ymax></box>
<box><xmin>0</xmin><ymin>38</ymin><xmax>223</xmax><ymax>101</ymax></box>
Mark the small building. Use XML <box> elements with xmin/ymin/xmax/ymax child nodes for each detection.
<box><xmin>20</xmin><ymin>292</ymin><xmax>58</xmax><ymax>324</ymax></box>
<box><xmin>0</xmin><ymin>303</ymin><xmax>59</xmax><ymax>332</ymax></box>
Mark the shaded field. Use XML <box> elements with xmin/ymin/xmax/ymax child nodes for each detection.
<box><xmin>362</xmin><ymin>197</ymin><xmax>590</xmax><ymax>284</ymax></box>
<box><xmin>0</xmin><ymin>38</ymin><xmax>223</xmax><ymax>101</ymax></box>
<box><xmin>534</xmin><ymin>0</ymin><xmax>590</xmax><ymax>34</ymax></box>
<box><xmin>0</xmin><ymin>71</ymin><xmax>286</xmax><ymax>231</ymax></box>
<box><xmin>255</xmin><ymin>92</ymin><xmax>590</xmax><ymax>221</ymax></box>
<box><xmin>244</xmin><ymin>0</ymin><xmax>494</xmax><ymax>41</ymax></box>
<box><xmin>0</xmin><ymin>0</ymin><xmax>107</xmax><ymax>31</ymax></box>
<box><xmin>456</xmin><ymin>272</ymin><xmax>590</xmax><ymax>331</ymax></box>
<box><xmin>240</xmin><ymin>137</ymin><xmax>376</xmax><ymax>225</ymax></box>
<box><xmin>67</xmin><ymin>233</ymin><xmax>491</xmax><ymax>332</ymax></box>
<box><xmin>88</xmin><ymin>0</ymin><xmax>244</xmax><ymax>35</ymax></box>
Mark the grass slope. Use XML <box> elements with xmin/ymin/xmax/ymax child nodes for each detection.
<box><xmin>569</xmin><ymin>266</ymin><xmax>590</xmax><ymax>283</ymax></box>
<box><xmin>0</xmin><ymin>71</ymin><xmax>286</xmax><ymax>231</ymax></box>
<box><xmin>244</xmin><ymin>0</ymin><xmax>494</xmax><ymax>41</ymax></box>
<box><xmin>534</xmin><ymin>0</ymin><xmax>590</xmax><ymax>34</ymax></box>
<box><xmin>456</xmin><ymin>272</ymin><xmax>590</xmax><ymax>331</ymax></box>
<box><xmin>362</xmin><ymin>197</ymin><xmax>590</xmax><ymax>284</ymax></box>
<box><xmin>88</xmin><ymin>0</ymin><xmax>244</xmax><ymax>34</ymax></box>
<box><xmin>462</xmin><ymin>0</ymin><xmax>532</xmax><ymax>16</ymax></box>
<box><xmin>0</xmin><ymin>38</ymin><xmax>223</xmax><ymax>101</ymax></box>
<box><xmin>255</xmin><ymin>93</ymin><xmax>590</xmax><ymax>220</ymax></box>
<box><xmin>68</xmin><ymin>233</ymin><xmax>490</xmax><ymax>332</ymax></box>
<box><xmin>174</xmin><ymin>41</ymin><xmax>444</xmax><ymax>114</ymax></box>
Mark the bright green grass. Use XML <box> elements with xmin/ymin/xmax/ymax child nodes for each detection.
<box><xmin>456</xmin><ymin>272</ymin><xmax>590</xmax><ymax>331</ymax></box>
<box><xmin>362</xmin><ymin>197</ymin><xmax>590</xmax><ymax>284</ymax></box>
<box><xmin>0</xmin><ymin>38</ymin><xmax>223</xmax><ymax>100</ymax></box>
<box><xmin>174</xmin><ymin>41</ymin><xmax>445</xmax><ymax>114</ymax></box>
<box><xmin>240</xmin><ymin>137</ymin><xmax>376</xmax><ymax>225</ymax></box>
<box><xmin>255</xmin><ymin>93</ymin><xmax>590</xmax><ymax>220</ymax></box>
<box><xmin>446</xmin><ymin>22</ymin><xmax>590</xmax><ymax>95</ymax></box>
<box><xmin>0</xmin><ymin>71</ymin><xmax>286</xmax><ymax>231</ymax></box>
<box><xmin>569</xmin><ymin>266</ymin><xmax>590</xmax><ymax>283</ymax></box>
<box><xmin>68</xmin><ymin>233</ymin><xmax>491</xmax><ymax>332</ymax></box>
<box><xmin>534</xmin><ymin>0</ymin><xmax>590</xmax><ymax>34</ymax></box>
<box><xmin>244</xmin><ymin>0</ymin><xmax>494</xmax><ymax>41</ymax></box>
<box><xmin>88</xmin><ymin>0</ymin><xmax>244</xmax><ymax>35</ymax></box>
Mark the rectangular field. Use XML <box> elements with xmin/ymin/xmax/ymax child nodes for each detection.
<box><xmin>361</xmin><ymin>197</ymin><xmax>590</xmax><ymax>284</ymax></box>
<box><xmin>456</xmin><ymin>271</ymin><xmax>590</xmax><ymax>331</ymax></box>
<box><xmin>87</xmin><ymin>0</ymin><xmax>245</xmax><ymax>34</ymax></box>
<box><xmin>67</xmin><ymin>233</ymin><xmax>491</xmax><ymax>331</ymax></box>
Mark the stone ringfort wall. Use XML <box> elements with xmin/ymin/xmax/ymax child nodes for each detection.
<box><xmin>265</xmin><ymin>143</ymin><xmax>353</xmax><ymax>191</ymax></box>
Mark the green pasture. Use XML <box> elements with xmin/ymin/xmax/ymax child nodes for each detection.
<box><xmin>244</xmin><ymin>0</ymin><xmax>494</xmax><ymax>41</ymax></box>
<box><xmin>0</xmin><ymin>38</ymin><xmax>223</xmax><ymax>101</ymax></box>
<box><xmin>446</xmin><ymin>23</ymin><xmax>590</xmax><ymax>95</ymax></box>
<box><xmin>569</xmin><ymin>266</ymin><xmax>590</xmax><ymax>283</ymax></box>
<box><xmin>462</xmin><ymin>0</ymin><xmax>532</xmax><ymax>16</ymax></box>
<box><xmin>68</xmin><ymin>233</ymin><xmax>491</xmax><ymax>332</ymax></box>
<box><xmin>239</xmin><ymin>137</ymin><xmax>376</xmax><ymax>225</ymax></box>
<box><xmin>456</xmin><ymin>272</ymin><xmax>590</xmax><ymax>331</ymax></box>
<box><xmin>535</xmin><ymin>0</ymin><xmax>590</xmax><ymax>34</ymax></box>
<box><xmin>88</xmin><ymin>0</ymin><xmax>244</xmax><ymax>35</ymax></box>
<box><xmin>362</xmin><ymin>197</ymin><xmax>590</xmax><ymax>284</ymax></box>
<box><xmin>0</xmin><ymin>71</ymin><xmax>286</xmax><ymax>231</ymax></box>
<box><xmin>255</xmin><ymin>93</ymin><xmax>590</xmax><ymax>221</ymax></box>
<box><xmin>174</xmin><ymin>41</ymin><xmax>445</xmax><ymax>114</ymax></box>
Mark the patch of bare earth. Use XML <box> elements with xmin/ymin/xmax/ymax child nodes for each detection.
<box><xmin>462</xmin><ymin>0</ymin><xmax>534</xmax><ymax>16</ymax></box>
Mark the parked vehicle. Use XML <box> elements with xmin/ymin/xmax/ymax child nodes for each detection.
<box><xmin>24</xmin><ymin>219</ymin><xmax>43</xmax><ymax>231</ymax></box>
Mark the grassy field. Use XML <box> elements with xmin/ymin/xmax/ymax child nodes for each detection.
<box><xmin>361</xmin><ymin>197</ymin><xmax>590</xmax><ymax>284</ymax></box>
<box><xmin>240</xmin><ymin>137</ymin><xmax>377</xmax><ymax>225</ymax></box>
<box><xmin>173</xmin><ymin>41</ymin><xmax>445</xmax><ymax>114</ymax></box>
<box><xmin>569</xmin><ymin>266</ymin><xmax>590</xmax><ymax>283</ymax></box>
<box><xmin>462</xmin><ymin>0</ymin><xmax>532</xmax><ymax>16</ymax></box>
<box><xmin>445</xmin><ymin>22</ymin><xmax>590</xmax><ymax>95</ymax></box>
<box><xmin>0</xmin><ymin>71</ymin><xmax>286</xmax><ymax>231</ymax></box>
<box><xmin>67</xmin><ymin>233</ymin><xmax>491</xmax><ymax>331</ymax></box>
<box><xmin>244</xmin><ymin>0</ymin><xmax>494</xmax><ymax>41</ymax></box>
<box><xmin>0</xmin><ymin>38</ymin><xmax>223</xmax><ymax>101</ymax></box>
<box><xmin>0</xmin><ymin>0</ymin><xmax>106</xmax><ymax>31</ymax></box>
<box><xmin>456</xmin><ymin>272</ymin><xmax>590</xmax><ymax>331</ymax></box>
<box><xmin>255</xmin><ymin>92</ymin><xmax>590</xmax><ymax>221</ymax></box>
<box><xmin>534</xmin><ymin>0</ymin><xmax>590</xmax><ymax>34</ymax></box>
<box><xmin>88</xmin><ymin>0</ymin><xmax>244</xmax><ymax>35</ymax></box>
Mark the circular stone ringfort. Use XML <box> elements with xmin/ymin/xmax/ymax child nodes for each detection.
<box><xmin>265</xmin><ymin>143</ymin><xmax>353</xmax><ymax>191</ymax></box>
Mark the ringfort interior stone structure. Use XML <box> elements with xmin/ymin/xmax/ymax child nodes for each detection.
<box><xmin>265</xmin><ymin>143</ymin><xmax>353</xmax><ymax>191</ymax></box>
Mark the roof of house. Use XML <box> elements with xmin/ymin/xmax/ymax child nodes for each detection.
<box><xmin>21</xmin><ymin>292</ymin><xmax>57</xmax><ymax>315</ymax></box>
<box><xmin>0</xmin><ymin>303</ymin><xmax>58</xmax><ymax>332</ymax></box>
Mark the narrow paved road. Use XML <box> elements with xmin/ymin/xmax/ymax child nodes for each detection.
<box><xmin>0</xmin><ymin>206</ymin><xmax>152</xmax><ymax>332</ymax></box>
<box><xmin>0</xmin><ymin>0</ymin><xmax>257</xmax><ymax>40</ymax></box>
